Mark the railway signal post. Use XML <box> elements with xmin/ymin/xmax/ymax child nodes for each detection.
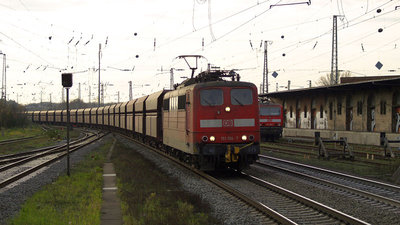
<box><xmin>62</xmin><ymin>73</ymin><xmax>73</xmax><ymax>176</ymax></box>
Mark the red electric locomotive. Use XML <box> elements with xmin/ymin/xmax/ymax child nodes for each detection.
<box><xmin>30</xmin><ymin>66</ymin><xmax>260</xmax><ymax>171</ymax></box>
<box><xmin>163</xmin><ymin>70</ymin><xmax>260</xmax><ymax>170</ymax></box>
<box><xmin>259</xmin><ymin>103</ymin><xmax>283</xmax><ymax>141</ymax></box>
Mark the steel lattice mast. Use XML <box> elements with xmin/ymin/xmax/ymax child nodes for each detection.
<box><xmin>331</xmin><ymin>15</ymin><xmax>339</xmax><ymax>85</ymax></box>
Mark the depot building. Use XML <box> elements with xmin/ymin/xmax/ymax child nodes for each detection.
<box><xmin>260</xmin><ymin>76</ymin><xmax>400</xmax><ymax>146</ymax></box>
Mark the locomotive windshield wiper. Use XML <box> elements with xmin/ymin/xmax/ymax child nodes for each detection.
<box><xmin>202</xmin><ymin>97</ymin><xmax>212</xmax><ymax>106</ymax></box>
<box><xmin>232</xmin><ymin>96</ymin><xmax>243</xmax><ymax>106</ymax></box>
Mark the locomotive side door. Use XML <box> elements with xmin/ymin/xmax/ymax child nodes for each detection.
<box><xmin>185</xmin><ymin>91</ymin><xmax>191</xmax><ymax>146</ymax></box>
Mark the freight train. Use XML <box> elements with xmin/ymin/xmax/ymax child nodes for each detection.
<box><xmin>29</xmin><ymin>69</ymin><xmax>260</xmax><ymax>171</ymax></box>
<box><xmin>259</xmin><ymin>103</ymin><xmax>283</xmax><ymax>141</ymax></box>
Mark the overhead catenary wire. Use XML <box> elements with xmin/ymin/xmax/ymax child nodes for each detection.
<box><xmin>222</xmin><ymin>0</ymin><xmax>399</xmax><ymax>83</ymax></box>
<box><xmin>109</xmin><ymin>0</ymin><xmax>272</xmax><ymax>66</ymax></box>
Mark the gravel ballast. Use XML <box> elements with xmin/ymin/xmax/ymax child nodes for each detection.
<box><xmin>245</xmin><ymin>163</ymin><xmax>400</xmax><ymax>225</ymax></box>
<box><xmin>115</xmin><ymin>135</ymin><xmax>272</xmax><ymax>225</ymax></box>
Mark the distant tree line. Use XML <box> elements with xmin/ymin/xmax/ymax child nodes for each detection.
<box><xmin>316</xmin><ymin>71</ymin><xmax>352</xmax><ymax>86</ymax></box>
<box><xmin>0</xmin><ymin>99</ymin><xmax>29</xmax><ymax>128</ymax></box>
<box><xmin>24</xmin><ymin>99</ymin><xmax>114</xmax><ymax>111</ymax></box>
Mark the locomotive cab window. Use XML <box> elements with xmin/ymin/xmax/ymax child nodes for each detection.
<box><xmin>260</xmin><ymin>107</ymin><xmax>281</xmax><ymax>116</ymax></box>
<box><xmin>231</xmin><ymin>88</ymin><xmax>253</xmax><ymax>105</ymax></box>
<box><xmin>200</xmin><ymin>89</ymin><xmax>223</xmax><ymax>106</ymax></box>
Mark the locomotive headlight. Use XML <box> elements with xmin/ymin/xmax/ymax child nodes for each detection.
<box><xmin>225</xmin><ymin>106</ymin><xmax>231</xmax><ymax>112</ymax></box>
<box><xmin>202</xmin><ymin>136</ymin><xmax>208</xmax><ymax>142</ymax></box>
<box><xmin>210</xmin><ymin>136</ymin><xmax>216</xmax><ymax>141</ymax></box>
<box><xmin>241</xmin><ymin>135</ymin><xmax>247</xmax><ymax>141</ymax></box>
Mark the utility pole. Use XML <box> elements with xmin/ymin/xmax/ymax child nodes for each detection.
<box><xmin>49</xmin><ymin>93</ymin><xmax>52</xmax><ymax>103</ymax></box>
<box><xmin>1</xmin><ymin>52</ymin><xmax>6</xmax><ymax>100</ymax></box>
<box><xmin>288</xmin><ymin>80</ymin><xmax>291</xmax><ymax>90</ymax></box>
<box><xmin>331</xmin><ymin>15</ymin><xmax>342</xmax><ymax>85</ymax></box>
<box><xmin>101</xmin><ymin>83</ymin><xmax>104</xmax><ymax>105</ymax></box>
<box><xmin>98</xmin><ymin>43</ymin><xmax>101</xmax><ymax>106</ymax></box>
<box><xmin>117</xmin><ymin>91</ymin><xmax>120</xmax><ymax>103</ymax></box>
<box><xmin>88</xmin><ymin>85</ymin><xmax>91</xmax><ymax>103</ymax></box>
<box><xmin>61</xmin><ymin>87</ymin><xmax>65</xmax><ymax>103</ymax></box>
<box><xmin>40</xmin><ymin>90</ymin><xmax>43</xmax><ymax>104</ymax></box>
<box><xmin>170</xmin><ymin>68</ymin><xmax>174</xmax><ymax>89</ymax></box>
<box><xmin>78</xmin><ymin>82</ymin><xmax>81</xmax><ymax>100</ymax></box>
<box><xmin>128</xmin><ymin>81</ymin><xmax>132</xmax><ymax>100</ymax></box>
<box><xmin>262</xmin><ymin>41</ymin><xmax>272</xmax><ymax>94</ymax></box>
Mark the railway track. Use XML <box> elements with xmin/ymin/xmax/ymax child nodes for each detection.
<box><xmin>264</xmin><ymin>141</ymin><xmax>390</xmax><ymax>160</ymax></box>
<box><xmin>0</xmin><ymin>136</ymin><xmax>41</xmax><ymax>146</ymax></box>
<box><xmin>218</xmin><ymin>171</ymin><xmax>369</xmax><ymax>225</ymax></box>
<box><xmin>260</xmin><ymin>145</ymin><xmax>388</xmax><ymax>166</ymax></box>
<box><xmin>118</xmin><ymin>134</ymin><xmax>368</xmax><ymax>224</ymax></box>
<box><xmin>0</xmin><ymin>130</ymin><xmax>96</xmax><ymax>165</ymax></box>
<box><xmin>256</xmin><ymin>155</ymin><xmax>400</xmax><ymax>210</ymax></box>
<box><xmin>0</xmin><ymin>130</ymin><xmax>105</xmax><ymax>189</ymax></box>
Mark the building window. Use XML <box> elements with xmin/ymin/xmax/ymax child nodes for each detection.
<box><xmin>380</xmin><ymin>100</ymin><xmax>386</xmax><ymax>115</ymax></box>
<box><xmin>304</xmin><ymin>106</ymin><xmax>307</xmax><ymax>118</ymax></box>
<box><xmin>337</xmin><ymin>102</ymin><xmax>342</xmax><ymax>115</ymax></box>
<box><xmin>357</xmin><ymin>101</ymin><xmax>363</xmax><ymax>115</ymax></box>
<box><xmin>329</xmin><ymin>102</ymin><xmax>333</xmax><ymax>120</ymax></box>
<box><xmin>290</xmin><ymin>106</ymin><xmax>293</xmax><ymax>118</ymax></box>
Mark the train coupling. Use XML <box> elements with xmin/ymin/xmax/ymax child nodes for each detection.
<box><xmin>225</xmin><ymin>142</ymin><xmax>254</xmax><ymax>163</ymax></box>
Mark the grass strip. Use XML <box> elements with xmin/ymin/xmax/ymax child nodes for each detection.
<box><xmin>112</xmin><ymin>141</ymin><xmax>221</xmax><ymax>225</ymax></box>
<box><xmin>8</xmin><ymin>136</ymin><xmax>112</xmax><ymax>225</ymax></box>
<box><xmin>0</xmin><ymin>127</ymin><xmax>82</xmax><ymax>156</ymax></box>
<box><xmin>0</xmin><ymin>125</ymin><xmax>44</xmax><ymax>141</ymax></box>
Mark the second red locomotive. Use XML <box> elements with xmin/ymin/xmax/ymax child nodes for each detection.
<box><xmin>259</xmin><ymin>103</ymin><xmax>283</xmax><ymax>141</ymax></box>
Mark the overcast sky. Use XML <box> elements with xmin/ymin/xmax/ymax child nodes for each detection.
<box><xmin>1</xmin><ymin>0</ymin><xmax>400</xmax><ymax>104</ymax></box>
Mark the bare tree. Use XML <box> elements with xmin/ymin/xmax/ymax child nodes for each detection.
<box><xmin>316</xmin><ymin>71</ymin><xmax>351</xmax><ymax>86</ymax></box>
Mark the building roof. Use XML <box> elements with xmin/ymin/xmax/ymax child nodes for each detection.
<box><xmin>340</xmin><ymin>75</ymin><xmax>400</xmax><ymax>84</ymax></box>
<box><xmin>260</xmin><ymin>76</ymin><xmax>400</xmax><ymax>98</ymax></box>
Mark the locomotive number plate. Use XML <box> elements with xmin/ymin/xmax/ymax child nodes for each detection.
<box><xmin>221</xmin><ymin>136</ymin><xmax>235</xmax><ymax>141</ymax></box>
<box><xmin>222</xmin><ymin>119</ymin><xmax>234</xmax><ymax>127</ymax></box>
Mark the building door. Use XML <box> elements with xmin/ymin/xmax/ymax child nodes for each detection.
<box><xmin>393</xmin><ymin>92</ymin><xmax>400</xmax><ymax>133</ymax></box>
<box><xmin>296</xmin><ymin>100</ymin><xmax>301</xmax><ymax>128</ymax></box>
<box><xmin>367</xmin><ymin>95</ymin><xmax>375</xmax><ymax>132</ymax></box>
<box><xmin>311</xmin><ymin>109</ymin><xmax>316</xmax><ymax>129</ymax></box>
<box><xmin>282</xmin><ymin>100</ymin><xmax>286</xmax><ymax>127</ymax></box>
<box><xmin>311</xmin><ymin>99</ymin><xmax>316</xmax><ymax>129</ymax></box>
<box><xmin>346</xmin><ymin>95</ymin><xmax>353</xmax><ymax>131</ymax></box>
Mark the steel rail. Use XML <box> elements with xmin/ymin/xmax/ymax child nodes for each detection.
<box><xmin>0</xmin><ymin>131</ymin><xmax>94</xmax><ymax>160</ymax></box>
<box><xmin>262</xmin><ymin>141</ymin><xmax>388</xmax><ymax>159</ymax></box>
<box><xmin>0</xmin><ymin>133</ymin><xmax>95</xmax><ymax>169</ymax></box>
<box><xmin>0</xmin><ymin>132</ymin><xmax>106</xmax><ymax>189</ymax></box>
<box><xmin>0</xmin><ymin>135</ymin><xmax>40</xmax><ymax>145</ymax></box>
<box><xmin>257</xmin><ymin>155</ymin><xmax>400</xmax><ymax>208</ymax></box>
<box><xmin>260</xmin><ymin>146</ymin><xmax>388</xmax><ymax>166</ymax></box>
<box><xmin>260</xmin><ymin>155</ymin><xmax>400</xmax><ymax>191</ymax></box>
<box><xmin>242</xmin><ymin>172</ymin><xmax>370</xmax><ymax>225</ymax></box>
